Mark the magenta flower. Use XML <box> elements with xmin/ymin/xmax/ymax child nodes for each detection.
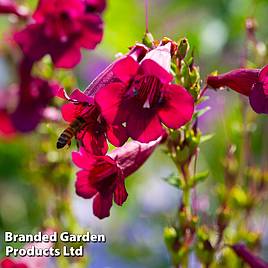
<box><xmin>11</xmin><ymin>77</ymin><xmax>57</xmax><ymax>132</ymax></box>
<box><xmin>231</xmin><ymin>244</ymin><xmax>268</xmax><ymax>268</ymax></box>
<box><xmin>249</xmin><ymin>65</ymin><xmax>268</xmax><ymax>114</ymax></box>
<box><xmin>57</xmin><ymin>88</ymin><xmax>127</xmax><ymax>155</ymax></box>
<box><xmin>0</xmin><ymin>109</ymin><xmax>15</xmax><ymax>137</ymax></box>
<box><xmin>14</xmin><ymin>0</ymin><xmax>103</xmax><ymax>68</ymax></box>
<box><xmin>207</xmin><ymin>69</ymin><xmax>259</xmax><ymax>96</ymax></box>
<box><xmin>207</xmin><ymin>65</ymin><xmax>268</xmax><ymax>114</ymax></box>
<box><xmin>1</xmin><ymin>229</ymin><xmax>54</xmax><ymax>268</ymax></box>
<box><xmin>84</xmin><ymin>43</ymin><xmax>149</xmax><ymax>97</ymax></box>
<box><xmin>95</xmin><ymin>43</ymin><xmax>194</xmax><ymax>143</ymax></box>
<box><xmin>85</xmin><ymin>0</ymin><xmax>106</xmax><ymax>13</ymax></box>
<box><xmin>0</xmin><ymin>0</ymin><xmax>28</xmax><ymax>18</ymax></box>
<box><xmin>72</xmin><ymin>136</ymin><xmax>163</xmax><ymax>219</ymax></box>
<box><xmin>0</xmin><ymin>258</ymin><xmax>28</xmax><ymax>268</ymax></box>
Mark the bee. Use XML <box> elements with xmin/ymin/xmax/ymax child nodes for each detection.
<box><xmin>56</xmin><ymin>116</ymin><xmax>86</xmax><ymax>149</ymax></box>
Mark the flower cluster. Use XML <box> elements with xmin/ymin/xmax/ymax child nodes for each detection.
<box><xmin>206</xmin><ymin>65</ymin><xmax>268</xmax><ymax>114</ymax></box>
<box><xmin>14</xmin><ymin>0</ymin><xmax>104</xmax><ymax>68</ymax></box>
<box><xmin>57</xmin><ymin>39</ymin><xmax>195</xmax><ymax>218</ymax></box>
<box><xmin>1</xmin><ymin>258</ymin><xmax>28</xmax><ymax>268</ymax></box>
<box><xmin>0</xmin><ymin>0</ymin><xmax>106</xmax><ymax>136</ymax></box>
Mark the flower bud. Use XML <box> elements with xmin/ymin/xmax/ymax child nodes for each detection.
<box><xmin>207</xmin><ymin>69</ymin><xmax>259</xmax><ymax>96</ymax></box>
<box><xmin>231</xmin><ymin>244</ymin><xmax>268</xmax><ymax>268</ymax></box>
<box><xmin>177</xmin><ymin>38</ymin><xmax>189</xmax><ymax>60</ymax></box>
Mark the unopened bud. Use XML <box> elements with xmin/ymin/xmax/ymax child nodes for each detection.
<box><xmin>177</xmin><ymin>38</ymin><xmax>189</xmax><ymax>60</ymax></box>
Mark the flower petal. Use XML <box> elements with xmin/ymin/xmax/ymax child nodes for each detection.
<box><xmin>14</xmin><ymin>24</ymin><xmax>48</xmax><ymax>62</ymax></box>
<box><xmin>259</xmin><ymin>64</ymin><xmax>268</xmax><ymax>81</ymax></box>
<box><xmin>79</xmin><ymin>14</ymin><xmax>103</xmax><ymax>50</ymax></box>
<box><xmin>114</xmin><ymin>179</ymin><xmax>128</xmax><ymax>206</ymax></box>
<box><xmin>139</xmin><ymin>59</ymin><xmax>173</xmax><ymax>84</ymax></box>
<box><xmin>106</xmin><ymin>124</ymin><xmax>128</xmax><ymax>147</ymax></box>
<box><xmin>158</xmin><ymin>84</ymin><xmax>194</xmax><ymax>129</ymax></box>
<box><xmin>72</xmin><ymin>149</ymin><xmax>95</xmax><ymax>169</ymax></box>
<box><xmin>141</xmin><ymin>43</ymin><xmax>172</xmax><ymax>75</ymax></box>
<box><xmin>61</xmin><ymin>103</ymin><xmax>77</xmax><ymax>122</ymax></box>
<box><xmin>95</xmin><ymin>82</ymin><xmax>127</xmax><ymax>124</ymax></box>
<box><xmin>51</xmin><ymin>43</ymin><xmax>82</xmax><ymax>69</ymax></box>
<box><xmin>249</xmin><ymin>83</ymin><xmax>268</xmax><ymax>114</ymax></box>
<box><xmin>127</xmin><ymin>108</ymin><xmax>165</xmax><ymax>143</ymax></box>
<box><xmin>206</xmin><ymin>69</ymin><xmax>259</xmax><ymax>96</ymax></box>
<box><xmin>112</xmin><ymin>56</ymin><xmax>139</xmax><ymax>84</ymax></box>
<box><xmin>82</xmin><ymin>131</ymin><xmax>108</xmax><ymax>156</ymax></box>
<box><xmin>75</xmin><ymin>170</ymin><xmax>97</xmax><ymax>199</ymax></box>
<box><xmin>70</xmin><ymin>89</ymin><xmax>94</xmax><ymax>104</ymax></box>
<box><xmin>93</xmin><ymin>193</ymin><xmax>113</xmax><ymax>219</ymax></box>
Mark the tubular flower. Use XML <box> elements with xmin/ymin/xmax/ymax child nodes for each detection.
<box><xmin>206</xmin><ymin>65</ymin><xmax>268</xmax><ymax>114</ymax></box>
<box><xmin>0</xmin><ymin>0</ymin><xmax>28</xmax><ymax>18</ymax></box>
<box><xmin>11</xmin><ymin>77</ymin><xmax>58</xmax><ymax>132</ymax></box>
<box><xmin>84</xmin><ymin>43</ymin><xmax>148</xmax><ymax>97</ymax></box>
<box><xmin>57</xmin><ymin>88</ymin><xmax>127</xmax><ymax>155</ymax></box>
<box><xmin>14</xmin><ymin>0</ymin><xmax>103</xmax><ymax>68</ymax></box>
<box><xmin>231</xmin><ymin>244</ymin><xmax>268</xmax><ymax>268</ymax></box>
<box><xmin>1</xmin><ymin>229</ymin><xmax>54</xmax><ymax>268</ymax></box>
<box><xmin>207</xmin><ymin>69</ymin><xmax>259</xmax><ymax>96</ymax></box>
<box><xmin>0</xmin><ymin>109</ymin><xmax>15</xmax><ymax>137</ymax></box>
<box><xmin>95</xmin><ymin>43</ymin><xmax>194</xmax><ymax>143</ymax></box>
<box><xmin>249</xmin><ymin>65</ymin><xmax>268</xmax><ymax>114</ymax></box>
<box><xmin>72</xmin><ymin>136</ymin><xmax>163</xmax><ymax>219</ymax></box>
<box><xmin>0</xmin><ymin>258</ymin><xmax>28</xmax><ymax>268</ymax></box>
<box><xmin>85</xmin><ymin>0</ymin><xmax>106</xmax><ymax>13</ymax></box>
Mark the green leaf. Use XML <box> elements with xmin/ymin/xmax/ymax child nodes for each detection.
<box><xmin>163</xmin><ymin>173</ymin><xmax>184</xmax><ymax>189</ymax></box>
<box><xmin>196</xmin><ymin>95</ymin><xmax>209</xmax><ymax>104</ymax></box>
<box><xmin>189</xmin><ymin>171</ymin><xmax>209</xmax><ymax>187</ymax></box>
<box><xmin>193</xmin><ymin>107</ymin><xmax>211</xmax><ymax>120</ymax></box>
<box><xmin>200</xmin><ymin>134</ymin><xmax>214</xmax><ymax>143</ymax></box>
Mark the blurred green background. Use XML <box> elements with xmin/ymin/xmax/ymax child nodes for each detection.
<box><xmin>0</xmin><ymin>0</ymin><xmax>268</xmax><ymax>267</ymax></box>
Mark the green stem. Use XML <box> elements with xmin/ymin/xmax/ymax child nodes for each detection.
<box><xmin>181</xmin><ymin>164</ymin><xmax>192</xmax><ymax>219</ymax></box>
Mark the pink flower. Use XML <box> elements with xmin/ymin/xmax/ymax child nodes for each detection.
<box><xmin>231</xmin><ymin>244</ymin><xmax>268</xmax><ymax>268</ymax></box>
<box><xmin>1</xmin><ymin>229</ymin><xmax>54</xmax><ymax>268</ymax></box>
<box><xmin>206</xmin><ymin>66</ymin><xmax>268</xmax><ymax>114</ymax></box>
<box><xmin>72</xmin><ymin>136</ymin><xmax>163</xmax><ymax>219</ymax></box>
<box><xmin>95</xmin><ymin>43</ymin><xmax>194</xmax><ymax>143</ymax></box>
<box><xmin>0</xmin><ymin>0</ymin><xmax>28</xmax><ymax>18</ymax></box>
<box><xmin>84</xmin><ymin>43</ymin><xmax>148</xmax><ymax>97</ymax></box>
<box><xmin>57</xmin><ymin>88</ymin><xmax>127</xmax><ymax>155</ymax></box>
<box><xmin>1</xmin><ymin>258</ymin><xmax>28</xmax><ymax>268</ymax></box>
<box><xmin>0</xmin><ymin>109</ymin><xmax>15</xmax><ymax>137</ymax></box>
<box><xmin>85</xmin><ymin>0</ymin><xmax>106</xmax><ymax>13</ymax></box>
<box><xmin>14</xmin><ymin>0</ymin><xmax>103</xmax><ymax>68</ymax></box>
<box><xmin>11</xmin><ymin>77</ymin><xmax>57</xmax><ymax>132</ymax></box>
<box><xmin>207</xmin><ymin>69</ymin><xmax>259</xmax><ymax>96</ymax></box>
<box><xmin>249</xmin><ymin>65</ymin><xmax>268</xmax><ymax>114</ymax></box>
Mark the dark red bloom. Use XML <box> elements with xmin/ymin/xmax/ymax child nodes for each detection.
<box><xmin>14</xmin><ymin>0</ymin><xmax>103</xmax><ymax>68</ymax></box>
<box><xmin>231</xmin><ymin>244</ymin><xmax>268</xmax><ymax>268</ymax></box>
<box><xmin>85</xmin><ymin>0</ymin><xmax>106</xmax><ymax>13</ymax></box>
<box><xmin>72</xmin><ymin>136</ymin><xmax>162</xmax><ymax>219</ymax></box>
<box><xmin>207</xmin><ymin>69</ymin><xmax>259</xmax><ymax>96</ymax></box>
<box><xmin>84</xmin><ymin>43</ymin><xmax>148</xmax><ymax>97</ymax></box>
<box><xmin>11</xmin><ymin>77</ymin><xmax>57</xmax><ymax>132</ymax></box>
<box><xmin>0</xmin><ymin>0</ymin><xmax>28</xmax><ymax>18</ymax></box>
<box><xmin>95</xmin><ymin>43</ymin><xmax>194</xmax><ymax>143</ymax></box>
<box><xmin>249</xmin><ymin>65</ymin><xmax>268</xmax><ymax>114</ymax></box>
<box><xmin>0</xmin><ymin>109</ymin><xmax>15</xmax><ymax>137</ymax></box>
<box><xmin>57</xmin><ymin>88</ymin><xmax>127</xmax><ymax>155</ymax></box>
<box><xmin>207</xmin><ymin>66</ymin><xmax>268</xmax><ymax>114</ymax></box>
<box><xmin>0</xmin><ymin>258</ymin><xmax>28</xmax><ymax>268</ymax></box>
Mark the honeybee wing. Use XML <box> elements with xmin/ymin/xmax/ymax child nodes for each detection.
<box><xmin>84</xmin><ymin>58</ymin><xmax>122</xmax><ymax>97</ymax></box>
